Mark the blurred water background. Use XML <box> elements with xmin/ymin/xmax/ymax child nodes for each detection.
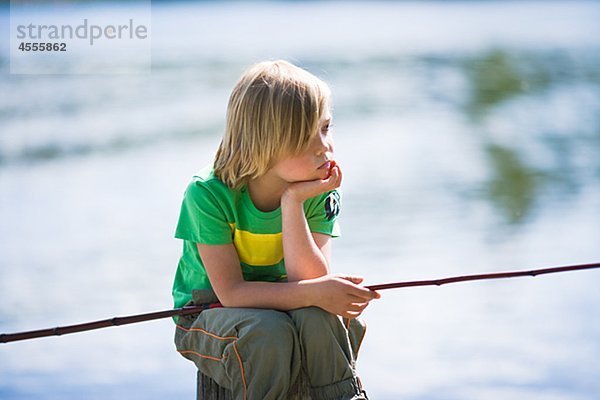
<box><xmin>1</xmin><ymin>1</ymin><xmax>600</xmax><ymax>399</ymax></box>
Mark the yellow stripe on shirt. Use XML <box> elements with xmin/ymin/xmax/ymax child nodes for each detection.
<box><xmin>231</xmin><ymin>224</ymin><xmax>284</xmax><ymax>266</ymax></box>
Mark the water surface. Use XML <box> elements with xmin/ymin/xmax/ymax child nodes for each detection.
<box><xmin>1</xmin><ymin>2</ymin><xmax>599</xmax><ymax>399</ymax></box>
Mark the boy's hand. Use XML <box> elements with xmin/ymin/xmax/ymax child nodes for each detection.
<box><xmin>305</xmin><ymin>274</ymin><xmax>381</xmax><ymax>319</ymax></box>
<box><xmin>283</xmin><ymin>161</ymin><xmax>342</xmax><ymax>203</ymax></box>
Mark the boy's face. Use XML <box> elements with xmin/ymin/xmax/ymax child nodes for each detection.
<box><xmin>273</xmin><ymin>111</ymin><xmax>334</xmax><ymax>183</ymax></box>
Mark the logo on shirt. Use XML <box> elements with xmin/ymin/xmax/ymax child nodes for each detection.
<box><xmin>324</xmin><ymin>191</ymin><xmax>341</xmax><ymax>221</ymax></box>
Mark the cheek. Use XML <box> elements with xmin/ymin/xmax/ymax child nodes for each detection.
<box><xmin>287</xmin><ymin>159</ymin><xmax>310</xmax><ymax>174</ymax></box>
<box><xmin>277</xmin><ymin>158</ymin><xmax>313</xmax><ymax>180</ymax></box>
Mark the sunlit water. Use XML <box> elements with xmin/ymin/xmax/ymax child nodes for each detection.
<box><xmin>1</xmin><ymin>2</ymin><xmax>599</xmax><ymax>399</ymax></box>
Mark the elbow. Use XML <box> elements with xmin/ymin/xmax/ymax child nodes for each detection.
<box><xmin>215</xmin><ymin>283</ymin><xmax>245</xmax><ymax>308</ymax></box>
<box><xmin>219</xmin><ymin>297</ymin><xmax>242</xmax><ymax>308</ymax></box>
<box><xmin>216</xmin><ymin>291</ymin><xmax>237</xmax><ymax>308</ymax></box>
<box><xmin>286</xmin><ymin>261</ymin><xmax>329</xmax><ymax>282</ymax></box>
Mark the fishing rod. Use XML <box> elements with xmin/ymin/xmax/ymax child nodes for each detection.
<box><xmin>1</xmin><ymin>262</ymin><xmax>599</xmax><ymax>344</ymax></box>
<box><xmin>365</xmin><ymin>262</ymin><xmax>600</xmax><ymax>290</ymax></box>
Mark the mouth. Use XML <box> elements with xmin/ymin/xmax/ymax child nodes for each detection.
<box><xmin>318</xmin><ymin>161</ymin><xmax>332</xmax><ymax>170</ymax></box>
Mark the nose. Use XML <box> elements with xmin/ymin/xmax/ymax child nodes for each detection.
<box><xmin>316</xmin><ymin>132</ymin><xmax>333</xmax><ymax>156</ymax></box>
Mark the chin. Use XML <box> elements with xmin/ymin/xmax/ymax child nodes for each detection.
<box><xmin>281</xmin><ymin>169</ymin><xmax>324</xmax><ymax>182</ymax></box>
<box><xmin>290</xmin><ymin>174</ymin><xmax>320</xmax><ymax>183</ymax></box>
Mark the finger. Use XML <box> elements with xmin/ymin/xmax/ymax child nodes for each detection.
<box><xmin>340</xmin><ymin>275</ymin><xmax>364</xmax><ymax>284</ymax></box>
<box><xmin>332</xmin><ymin>167</ymin><xmax>341</xmax><ymax>188</ymax></box>
<box><xmin>347</xmin><ymin>293</ymin><xmax>372</xmax><ymax>303</ymax></box>
<box><xmin>367</xmin><ymin>289</ymin><xmax>380</xmax><ymax>300</ymax></box>
<box><xmin>347</xmin><ymin>302</ymin><xmax>369</xmax><ymax>312</ymax></box>
<box><xmin>347</xmin><ymin>280</ymin><xmax>380</xmax><ymax>300</ymax></box>
<box><xmin>325</xmin><ymin>166</ymin><xmax>339</xmax><ymax>186</ymax></box>
<box><xmin>344</xmin><ymin>310</ymin><xmax>362</xmax><ymax>319</ymax></box>
<box><xmin>350</xmin><ymin>286</ymin><xmax>380</xmax><ymax>301</ymax></box>
<box><xmin>333</xmin><ymin>165</ymin><xmax>341</xmax><ymax>179</ymax></box>
<box><xmin>327</xmin><ymin>160</ymin><xmax>336</xmax><ymax>177</ymax></box>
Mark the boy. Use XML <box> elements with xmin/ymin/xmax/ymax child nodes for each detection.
<box><xmin>173</xmin><ymin>60</ymin><xmax>380</xmax><ymax>400</ymax></box>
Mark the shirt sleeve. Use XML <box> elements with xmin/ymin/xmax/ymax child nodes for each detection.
<box><xmin>305</xmin><ymin>189</ymin><xmax>342</xmax><ymax>238</ymax></box>
<box><xmin>174</xmin><ymin>180</ymin><xmax>233</xmax><ymax>245</ymax></box>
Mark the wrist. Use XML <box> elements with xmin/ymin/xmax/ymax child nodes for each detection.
<box><xmin>281</xmin><ymin>189</ymin><xmax>304</xmax><ymax>206</ymax></box>
<box><xmin>297</xmin><ymin>278</ymin><xmax>319</xmax><ymax>308</ymax></box>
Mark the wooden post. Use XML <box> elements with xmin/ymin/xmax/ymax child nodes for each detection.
<box><xmin>196</xmin><ymin>370</ymin><xmax>232</xmax><ymax>400</ymax></box>
<box><xmin>196</xmin><ymin>368</ymin><xmax>312</xmax><ymax>399</ymax></box>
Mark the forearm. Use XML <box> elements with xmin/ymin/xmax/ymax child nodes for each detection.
<box><xmin>220</xmin><ymin>275</ymin><xmax>381</xmax><ymax>320</ymax></box>
<box><xmin>222</xmin><ymin>280</ymin><xmax>315</xmax><ymax>310</ymax></box>
<box><xmin>280</xmin><ymin>193</ymin><xmax>329</xmax><ymax>281</ymax></box>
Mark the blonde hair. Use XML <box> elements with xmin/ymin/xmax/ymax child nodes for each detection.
<box><xmin>213</xmin><ymin>60</ymin><xmax>331</xmax><ymax>190</ymax></box>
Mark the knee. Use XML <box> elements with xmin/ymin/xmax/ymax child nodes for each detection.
<box><xmin>238</xmin><ymin>310</ymin><xmax>297</xmax><ymax>348</ymax></box>
<box><xmin>289</xmin><ymin>306</ymin><xmax>340</xmax><ymax>333</ymax></box>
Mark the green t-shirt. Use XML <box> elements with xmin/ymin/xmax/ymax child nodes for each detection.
<box><xmin>172</xmin><ymin>164</ymin><xmax>342</xmax><ymax>309</ymax></box>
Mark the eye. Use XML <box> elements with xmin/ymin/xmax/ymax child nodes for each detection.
<box><xmin>321</xmin><ymin>123</ymin><xmax>332</xmax><ymax>133</ymax></box>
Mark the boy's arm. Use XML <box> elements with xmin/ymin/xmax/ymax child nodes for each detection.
<box><xmin>281</xmin><ymin>195</ymin><xmax>332</xmax><ymax>281</ymax></box>
<box><xmin>196</xmin><ymin>243</ymin><xmax>379</xmax><ymax>318</ymax></box>
<box><xmin>280</xmin><ymin>161</ymin><xmax>341</xmax><ymax>281</ymax></box>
